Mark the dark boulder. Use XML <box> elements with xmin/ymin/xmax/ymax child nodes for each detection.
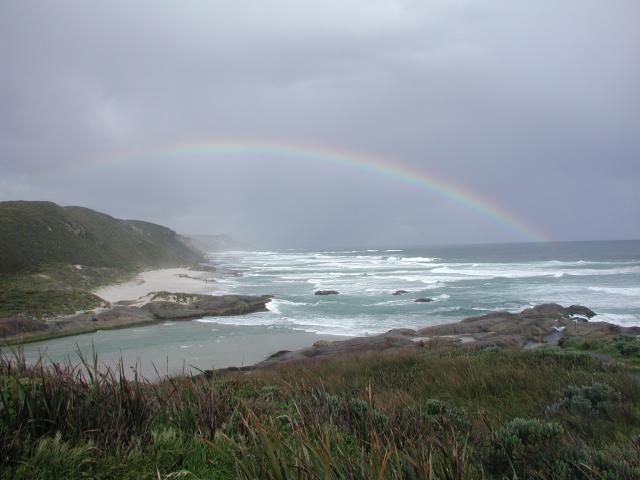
<box><xmin>566</xmin><ymin>305</ymin><xmax>596</xmax><ymax>319</ymax></box>
<box><xmin>392</xmin><ymin>290</ymin><xmax>408</xmax><ymax>295</ymax></box>
<box><xmin>415</xmin><ymin>297</ymin><xmax>433</xmax><ymax>303</ymax></box>
<box><xmin>315</xmin><ymin>290</ymin><xmax>339</xmax><ymax>296</ymax></box>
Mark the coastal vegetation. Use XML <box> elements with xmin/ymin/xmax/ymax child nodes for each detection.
<box><xmin>1</xmin><ymin>344</ymin><xmax>639</xmax><ymax>479</ymax></box>
<box><xmin>0</xmin><ymin>201</ymin><xmax>203</xmax><ymax>274</ymax></box>
<box><xmin>0</xmin><ymin>200</ymin><xmax>206</xmax><ymax>328</ymax></box>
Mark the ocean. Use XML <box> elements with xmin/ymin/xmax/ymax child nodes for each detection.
<box><xmin>16</xmin><ymin>240</ymin><xmax>640</xmax><ymax>375</ymax></box>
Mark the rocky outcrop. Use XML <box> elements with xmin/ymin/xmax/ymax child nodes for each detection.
<box><xmin>2</xmin><ymin>293</ymin><xmax>271</xmax><ymax>343</ymax></box>
<box><xmin>142</xmin><ymin>294</ymin><xmax>270</xmax><ymax>320</ymax></box>
<box><xmin>251</xmin><ymin>335</ymin><xmax>416</xmax><ymax>369</ymax></box>
<box><xmin>414</xmin><ymin>297</ymin><xmax>433</xmax><ymax>303</ymax></box>
<box><xmin>315</xmin><ymin>290</ymin><xmax>339</xmax><ymax>296</ymax></box>
<box><xmin>392</xmin><ymin>290</ymin><xmax>408</xmax><ymax>295</ymax></box>
<box><xmin>0</xmin><ymin>316</ymin><xmax>49</xmax><ymax>337</ymax></box>
<box><xmin>221</xmin><ymin>304</ymin><xmax>639</xmax><ymax>371</ymax></box>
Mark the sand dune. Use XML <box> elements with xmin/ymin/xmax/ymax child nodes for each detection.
<box><xmin>94</xmin><ymin>268</ymin><xmax>217</xmax><ymax>305</ymax></box>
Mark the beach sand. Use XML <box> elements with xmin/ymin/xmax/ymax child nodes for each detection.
<box><xmin>94</xmin><ymin>267</ymin><xmax>218</xmax><ymax>305</ymax></box>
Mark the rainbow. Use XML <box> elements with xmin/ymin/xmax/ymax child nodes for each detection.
<box><xmin>89</xmin><ymin>139</ymin><xmax>548</xmax><ymax>242</ymax></box>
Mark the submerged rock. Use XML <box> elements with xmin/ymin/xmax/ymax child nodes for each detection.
<box><xmin>414</xmin><ymin>297</ymin><xmax>433</xmax><ymax>303</ymax></box>
<box><xmin>315</xmin><ymin>290</ymin><xmax>339</xmax><ymax>296</ymax></box>
<box><xmin>392</xmin><ymin>290</ymin><xmax>408</xmax><ymax>295</ymax></box>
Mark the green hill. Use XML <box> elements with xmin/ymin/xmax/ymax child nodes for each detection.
<box><xmin>0</xmin><ymin>201</ymin><xmax>204</xmax><ymax>274</ymax></box>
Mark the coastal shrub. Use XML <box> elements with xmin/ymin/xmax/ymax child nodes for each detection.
<box><xmin>484</xmin><ymin>417</ymin><xmax>565</xmax><ymax>476</ymax></box>
<box><xmin>547</xmin><ymin>383</ymin><xmax>622</xmax><ymax>417</ymax></box>
<box><xmin>613</xmin><ymin>335</ymin><xmax>640</xmax><ymax>358</ymax></box>
<box><xmin>3</xmin><ymin>349</ymin><xmax>640</xmax><ymax>478</ymax></box>
<box><xmin>259</xmin><ymin>384</ymin><xmax>280</xmax><ymax>401</ymax></box>
<box><xmin>424</xmin><ymin>398</ymin><xmax>471</xmax><ymax>432</ymax></box>
<box><xmin>583</xmin><ymin>435</ymin><xmax>640</xmax><ymax>480</ymax></box>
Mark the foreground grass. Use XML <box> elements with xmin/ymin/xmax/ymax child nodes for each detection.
<box><xmin>1</xmin><ymin>348</ymin><xmax>639</xmax><ymax>479</ymax></box>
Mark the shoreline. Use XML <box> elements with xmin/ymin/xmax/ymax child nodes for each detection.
<box><xmin>93</xmin><ymin>266</ymin><xmax>220</xmax><ymax>306</ymax></box>
<box><xmin>1</xmin><ymin>266</ymin><xmax>270</xmax><ymax>345</ymax></box>
<box><xmin>13</xmin><ymin>323</ymin><xmax>347</xmax><ymax>379</ymax></box>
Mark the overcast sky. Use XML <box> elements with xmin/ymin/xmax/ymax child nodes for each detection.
<box><xmin>1</xmin><ymin>1</ymin><xmax>638</xmax><ymax>247</ymax></box>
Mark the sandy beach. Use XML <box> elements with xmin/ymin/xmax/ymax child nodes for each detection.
<box><xmin>94</xmin><ymin>267</ymin><xmax>219</xmax><ymax>305</ymax></box>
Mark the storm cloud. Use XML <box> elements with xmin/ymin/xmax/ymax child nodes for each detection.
<box><xmin>1</xmin><ymin>0</ymin><xmax>639</xmax><ymax>247</ymax></box>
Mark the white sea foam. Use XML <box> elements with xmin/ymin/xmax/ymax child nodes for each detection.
<box><xmin>401</xmin><ymin>256</ymin><xmax>438</xmax><ymax>263</ymax></box>
<box><xmin>266</xmin><ymin>298</ymin><xmax>310</xmax><ymax>314</ymax></box>
<box><xmin>204</xmin><ymin>246</ymin><xmax>640</xmax><ymax>335</ymax></box>
<box><xmin>428</xmin><ymin>265</ymin><xmax>640</xmax><ymax>279</ymax></box>
<box><xmin>367</xmin><ymin>300</ymin><xmax>410</xmax><ymax>306</ymax></box>
<box><xmin>588</xmin><ymin>287</ymin><xmax>640</xmax><ymax>297</ymax></box>
<box><xmin>593</xmin><ymin>313</ymin><xmax>640</xmax><ymax>327</ymax></box>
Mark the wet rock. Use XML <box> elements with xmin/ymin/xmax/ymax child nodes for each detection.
<box><xmin>392</xmin><ymin>290</ymin><xmax>408</xmax><ymax>295</ymax></box>
<box><xmin>566</xmin><ymin>305</ymin><xmax>596</xmax><ymax>319</ymax></box>
<box><xmin>225</xmin><ymin>303</ymin><xmax>634</xmax><ymax>372</ymax></box>
<box><xmin>414</xmin><ymin>297</ymin><xmax>433</xmax><ymax>303</ymax></box>
<box><xmin>315</xmin><ymin>290</ymin><xmax>339</xmax><ymax>296</ymax></box>
<box><xmin>142</xmin><ymin>294</ymin><xmax>270</xmax><ymax>320</ymax></box>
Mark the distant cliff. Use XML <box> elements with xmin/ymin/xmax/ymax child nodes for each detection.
<box><xmin>0</xmin><ymin>201</ymin><xmax>204</xmax><ymax>273</ymax></box>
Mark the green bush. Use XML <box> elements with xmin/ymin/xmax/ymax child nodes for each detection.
<box><xmin>547</xmin><ymin>383</ymin><xmax>622</xmax><ymax>416</ymax></box>
<box><xmin>614</xmin><ymin>335</ymin><xmax>640</xmax><ymax>358</ymax></box>
<box><xmin>485</xmin><ymin>417</ymin><xmax>565</xmax><ymax>475</ymax></box>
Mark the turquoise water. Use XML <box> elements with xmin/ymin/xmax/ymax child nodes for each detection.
<box><xmin>15</xmin><ymin>240</ymin><xmax>640</xmax><ymax>374</ymax></box>
<box><xmin>207</xmin><ymin>240</ymin><xmax>640</xmax><ymax>336</ymax></box>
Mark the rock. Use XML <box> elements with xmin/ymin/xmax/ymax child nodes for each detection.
<box><xmin>385</xmin><ymin>328</ymin><xmax>416</xmax><ymax>336</ymax></box>
<box><xmin>253</xmin><ymin>334</ymin><xmax>417</xmax><ymax>369</ymax></box>
<box><xmin>0</xmin><ymin>316</ymin><xmax>48</xmax><ymax>337</ymax></box>
<box><xmin>315</xmin><ymin>290</ymin><xmax>339</xmax><ymax>296</ymax></box>
<box><xmin>414</xmin><ymin>297</ymin><xmax>433</xmax><ymax>303</ymax></box>
<box><xmin>142</xmin><ymin>294</ymin><xmax>269</xmax><ymax>320</ymax></box>
<box><xmin>392</xmin><ymin>290</ymin><xmax>408</xmax><ymax>295</ymax></box>
<box><xmin>566</xmin><ymin>305</ymin><xmax>596</xmax><ymax>319</ymax></box>
<box><xmin>565</xmin><ymin>321</ymin><xmax>640</xmax><ymax>341</ymax></box>
<box><xmin>1</xmin><ymin>293</ymin><xmax>271</xmax><ymax>343</ymax></box>
<box><xmin>221</xmin><ymin>303</ymin><xmax>623</xmax><ymax>372</ymax></box>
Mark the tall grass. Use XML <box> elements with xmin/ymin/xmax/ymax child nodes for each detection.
<box><xmin>1</xmin><ymin>348</ymin><xmax>639</xmax><ymax>479</ymax></box>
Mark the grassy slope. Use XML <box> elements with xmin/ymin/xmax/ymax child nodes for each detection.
<box><xmin>1</xmin><ymin>346</ymin><xmax>639</xmax><ymax>479</ymax></box>
<box><xmin>0</xmin><ymin>201</ymin><xmax>203</xmax><ymax>273</ymax></box>
<box><xmin>0</xmin><ymin>201</ymin><xmax>205</xmax><ymax>319</ymax></box>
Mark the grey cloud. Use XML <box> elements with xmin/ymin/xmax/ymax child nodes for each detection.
<box><xmin>1</xmin><ymin>0</ymin><xmax>638</xmax><ymax>247</ymax></box>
